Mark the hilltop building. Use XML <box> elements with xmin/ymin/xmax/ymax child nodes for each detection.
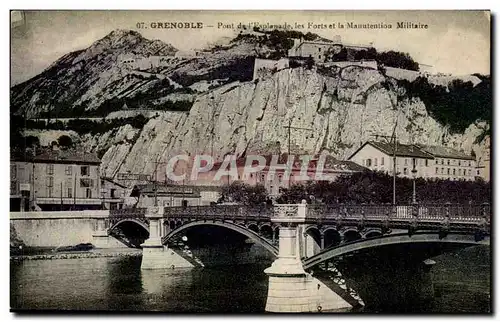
<box><xmin>287</xmin><ymin>36</ymin><xmax>374</xmax><ymax>63</ymax></box>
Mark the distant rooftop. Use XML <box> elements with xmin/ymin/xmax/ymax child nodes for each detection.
<box><xmin>417</xmin><ymin>145</ymin><xmax>475</xmax><ymax>161</ymax></box>
<box><xmin>352</xmin><ymin>141</ymin><xmax>434</xmax><ymax>159</ymax></box>
<box><xmin>34</xmin><ymin>149</ymin><xmax>101</xmax><ymax>165</ymax></box>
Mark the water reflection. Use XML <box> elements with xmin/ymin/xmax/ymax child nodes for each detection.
<box><xmin>10</xmin><ymin>246</ymin><xmax>490</xmax><ymax>313</ymax></box>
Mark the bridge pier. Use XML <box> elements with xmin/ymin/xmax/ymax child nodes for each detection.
<box><xmin>92</xmin><ymin>217</ymin><xmax>111</xmax><ymax>248</ymax></box>
<box><xmin>141</xmin><ymin>207</ymin><xmax>194</xmax><ymax>270</ymax></box>
<box><xmin>264</xmin><ymin>202</ymin><xmax>352</xmax><ymax>313</ymax></box>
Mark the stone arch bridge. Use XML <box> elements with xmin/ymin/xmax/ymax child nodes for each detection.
<box><xmin>93</xmin><ymin>202</ymin><xmax>490</xmax><ymax>312</ymax></box>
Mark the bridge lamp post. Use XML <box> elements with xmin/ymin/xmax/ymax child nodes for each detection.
<box><xmin>411</xmin><ymin>159</ymin><xmax>417</xmax><ymax>204</ymax></box>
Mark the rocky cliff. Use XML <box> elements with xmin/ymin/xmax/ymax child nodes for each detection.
<box><xmin>12</xmin><ymin>29</ymin><xmax>490</xmax><ymax>181</ymax></box>
<box><xmin>75</xmin><ymin>65</ymin><xmax>489</xmax><ymax>180</ymax></box>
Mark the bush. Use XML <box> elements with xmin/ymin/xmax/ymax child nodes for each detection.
<box><xmin>219</xmin><ymin>181</ymin><xmax>270</xmax><ymax>206</ymax></box>
<box><xmin>57</xmin><ymin>135</ymin><xmax>73</xmax><ymax>148</ymax></box>
<box><xmin>276</xmin><ymin>170</ymin><xmax>491</xmax><ymax>205</ymax></box>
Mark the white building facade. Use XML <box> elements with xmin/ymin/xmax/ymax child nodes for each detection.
<box><xmin>348</xmin><ymin>141</ymin><xmax>476</xmax><ymax>181</ymax></box>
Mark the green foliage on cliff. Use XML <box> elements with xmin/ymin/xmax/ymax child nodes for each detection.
<box><xmin>398</xmin><ymin>75</ymin><xmax>491</xmax><ymax>133</ymax></box>
<box><xmin>17</xmin><ymin>115</ymin><xmax>149</xmax><ymax>136</ymax></box>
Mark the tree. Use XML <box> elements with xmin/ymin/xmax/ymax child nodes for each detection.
<box><xmin>57</xmin><ymin>135</ymin><xmax>73</xmax><ymax>149</ymax></box>
<box><xmin>277</xmin><ymin>171</ymin><xmax>491</xmax><ymax>205</ymax></box>
<box><xmin>220</xmin><ymin>181</ymin><xmax>269</xmax><ymax>206</ymax></box>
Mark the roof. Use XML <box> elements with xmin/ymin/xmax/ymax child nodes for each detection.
<box><xmin>416</xmin><ymin>145</ymin><xmax>475</xmax><ymax>161</ymax></box>
<box><xmin>348</xmin><ymin>141</ymin><xmax>434</xmax><ymax>160</ymax></box>
<box><xmin>132</xmin><ymin>184</ymin><xmax>205</xmax><ymax>196</ymax></box>
<box><xmin>321</xmin><ymin>157</ymin><xmax>368</xmax><ymax>172</ymax></box>
<box><xmin>101</xmin><ymin>177</ymin><xmax>128</xmax><ymax>189</ymax></box>
<box><xmin>211</xmin><ymin>153</ymin><xmax>366</xmax><ymax>172</ymax></box>
<box><xmin>33</xmin><ymin>149</ymin><xmax>101</xmax><ymax>165</ymax></box>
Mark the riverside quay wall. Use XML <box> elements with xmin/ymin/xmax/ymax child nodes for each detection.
<box><xmin>10</xmin><ymin>210</ymin><xmax>120</xmax><ymax>248</ymax></box>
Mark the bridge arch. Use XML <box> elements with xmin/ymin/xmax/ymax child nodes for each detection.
<box><xmin>247</xmin><ymin>223</ymin><xmax>259</xmax><ymax>233</ymax></box>
<box><xmin>343</xmin><ymin>229</ymin><xmax>362</xmax><ymax>243</ymax></box>
<box><xmin>303</xmin><ymin>232</ymin><xmax>490</xmax><ymax>270</ymax></box>
<box><xmin>162</xmin><ymin>220</ymin><xmax>278</xmax><ymax>256</ymax></box>
<box><xmin>108</xmin><ymin>218</ymin><xmax>150</xmax><ymax>248</ymax></box>
<box><xmin>322</xmin><ymin>227</ymin><xmax>342</xmax><ymax>248</ymax></box>
<box><xmin>109</xmin><ymin>218</ymin><xmax>149</xmax><ymax>233</ymax></box>
<box><xmin>362</xmin><ymin>228</ymin><xmax>383</xmax><ymax>239</ymax></box>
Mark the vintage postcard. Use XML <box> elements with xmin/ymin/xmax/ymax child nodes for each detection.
<box><xmin>10</xmin><ymin>10</ymin><xmax>491</xmax><ymax>313</ymax></box>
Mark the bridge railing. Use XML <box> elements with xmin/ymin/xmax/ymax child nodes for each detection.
<box><xmin>109</xmin><ymin>207</ymin><xmax>147</xmax><ymax>218</ymax></box>
<box><xmin>303</xmin><ymin>203</ymin><xmax>490</xmax><ymax>224</ymax></box>
<box><xmin>162</xmin><ymin>205</ymin><xmax>274</xmax><ymax>221</ymax></box>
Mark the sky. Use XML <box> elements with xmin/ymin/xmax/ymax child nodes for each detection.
<box><xmin>10</xmin><ymin>10</ymin><xmax>490</xmax><ymax>86</ymax></box>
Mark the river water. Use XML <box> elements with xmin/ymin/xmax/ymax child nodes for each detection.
<box><xmin>10</xmin><ymin>246</ymin><xmax>490</xmax><ymax>313</ymax></box>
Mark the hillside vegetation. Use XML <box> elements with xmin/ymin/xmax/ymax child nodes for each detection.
<box><xmin>397</xmin><ymin>74</ymin><xmax>491</xmax><ymax>133</ymax></box>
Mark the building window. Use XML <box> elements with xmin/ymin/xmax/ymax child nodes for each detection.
<box><xmin>458</xmin><ymin>161</ymin><xmax>461</xmax><ymax>166</ymax></box>
<box><xmin>46</xmin><ymin>164</ymin><xmax>54</xmax><ymax>175</ymax></box>
<box><xmin>81</xmin><ymin>166</ymin><xmax>90</xmax><ymax>176</ymax></box>
<box><xmin>425</xmin><ymin>159</ymin><xmax>429</xmax><ymax>167</ymax></box>
<box><xmin>477</xmin><ymin>170</ymin><xmax>480</xmax><ymax>176</ymax></box>
<box><xmin>381</xmin><ymin>157</ymin><xmax>384</xmax><ymax>165</ymax></box>
<box><xmin>403</xmin><ymin>168</ymin><xmax>408</xmax><ymax>175</ymax></box>
<box><xmin>10</xmin><ymin>165</ymin><xmax>17</xmax><ymax>180</ymax></box>
<box><xmin>86</xmin><ymin>188</ymin><xmax>92</xmax><ymax>198</ymax></box>
<box><xmin>447</xmin><ymin>168</ymin><xmax>450</xmax><ymax>175</ymax></box>
<box><xmin>469</xmin><ymin>170</ymin><xmax>472</xmax><ymax>176</ymax></box>
<box><xmin>47</xmin><ymin>187</ymin><xmax>53</xmax><ymax>198</ymax></box>
<box><xmin>469</xmin><ymin>161</ymin><xmax>471</xmax><ymax>167</ymax></box>
<box><xmin>65</xmin><ymin>166</ymin><xmax>72</xmax><ymax>176</ymax></box>
<box><xmin>67</xmin><ymin>188</ymin><xmax>72</xmax><ymax>198</ymax></box>
<box><xmin>447</xmin><ymin>160</ymin><xmax>450</xmax><ymax>165</ymax></box>
<box><xmin>366</xmin><ymin>159</ymin><xmax>372</xmax><ymax>167</ymax></box>
<box><xmin>464</xmin><ymin>169</ymin><xmax>467</xmax><ymax>176</ymax></box>
<box><xmin>435</xmin><ymin>167</ymin><xmax>438</xmax><ymax>174</ymax></box>
<box><xmin>441</xmin><ymin>168</ymin><xmax>444</xmax><ymax>174</ymax></box>
<box><xmin>453</xmin><ymin>169</ymin><xmax>456</xmax><ymax>175</ymax></box>
<box><xmin>404</xmin><ymin>159</ymin><xmax>408</xmax><ymax>166</ymax></box>
<box><xmin>260</xmin><ymin>173</ymin><xmax>265</xmax><ymax>182</ymax></box>
<box><xmin>111</xmin><ymin>189</ymin><xmax>116</xmax><ymax>198</ymax></box>
<box><xmin>46</xmin><ymin>176</ymin><xmax>54</xmax><ymax>187</ymax></box>
<box><xmin>318</xmin><ymin>48</ymin><xmax>321</xmax><ymax>52</ymax></box>
<box><xmin>374</xmin><ymin>158</ymin><xmax>378</xmax><ymax>166</ymax></box>
<box><xmin>10</xmin><ymin>181</ymin><xmax>17</xmax><ymax>195</ymax></box>
<box><xmin>80</xmin><ymin>178</ymin><xmax>94</xmax><ymax>188</ymax></box>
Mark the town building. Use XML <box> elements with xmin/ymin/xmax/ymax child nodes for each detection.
<box><xmin>100</xmin><ymin>177</ymin><xmax>129</xmax><ymax>210</ymax></box>
<box><xmin>10</xmin><ymin>155</ymin><xmax>33</xmax><ymax>212</ymax></box>
<box><xmin>348</xmin><ymin>141</ymin><xmax>476</xmax><ymax>181</ymax></box>
<box><xmin>474</xmin><ymin>136</ymin><xmax>490</xmax><ymax>182</ymax></box>
<box><xmin>416</xmin><ymin>144</ymin><xmax>477</xmax><ymax>180</ymax></box>
<box><xmin>129</xmin><ymin>184</ymin><xmax>221</xmax><ymax>208</ymax></box>
<box><xmin>173</xmin><ymin>153</ymin><xmax>366</xmax><ymax>197</ymax></box>
<box><xmin>10</xmin><ymin>149</ymin><xmax>104</xmax><ymax>211</ymax></box>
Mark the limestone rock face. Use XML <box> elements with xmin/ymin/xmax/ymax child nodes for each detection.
<box><xmin>75</xmin><ymin>66</ymin><xmax>488</xmax><ymax>179</ymax></box>
<box><xmin>25</xmin><ymin>65</ymin><xmax>487</xmax><ymax>181</ymax></box>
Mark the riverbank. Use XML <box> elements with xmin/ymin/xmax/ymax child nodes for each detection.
<box><xmin>10</xmin><ymin>248</ymin><xmax>142</xmax><ymax>262</ymax></box>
